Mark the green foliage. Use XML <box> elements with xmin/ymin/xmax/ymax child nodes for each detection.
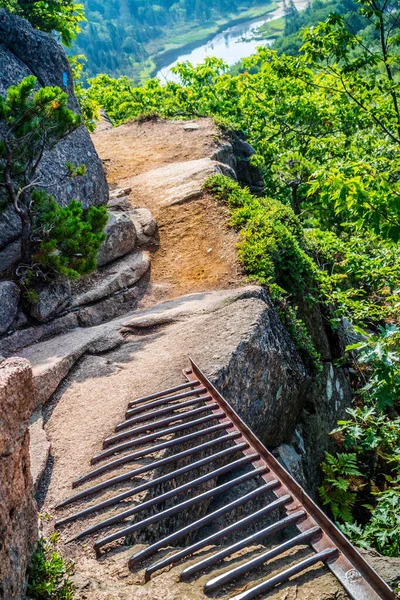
<box><xmin>205</xmin><ymin>174</ymin><xmax>321</xmax><ymax>370</ymax></box>
<box><xmin>319</xmin><ymin>452</ymin><xmax>363</xmax><ymax>522</ymax></box>
<box><xmin>68</xmin><ymin>55</ymin><xmax>100</xmax><ymax>132</ymax></box>
<box><xmin>0</xmin><ymin>0</ymin><xmax>85</xmax><ymax>45</ymax></box>
<box><xmin>305</xmin><ymin>229</ymin><xmax>400</xmax><ymax>327</ymax></box>
<box><xmin>341</xmin><ymin>486</ymin><xmax>400</xmax><ymax>557</ymax></box>
<box><xmin>27</xmin><ymin>532</ymin><xmax>75</xmax><ymax>600</ymax></box>
<box><xmin>31</xmin><ymin>190</ymin><xmax>107</xmax><ymax>281</ymax></box>
<box><xmin>348</xmin><ymin>326</ymin><xmax>400</xmax><ymax>412</ymax></box>
<box><xmin>0</xmin><ymin>75</ymin><xmax>82</xmax><ymax>170</ymax></box>
<box><xmin>320</xmin><ymin>327</ymin><xmax>400</xmax><ymax>553</ymax></box>
<box><xmin>274</xmin><ymin>294</ymin><xmax>322</xmax><ymax>372</ymax></box>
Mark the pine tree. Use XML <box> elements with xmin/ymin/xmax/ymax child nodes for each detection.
<box><xmin>0</xmin><ymin>76</ymin><xmax>107</xmax><ymax>294</ymax></box>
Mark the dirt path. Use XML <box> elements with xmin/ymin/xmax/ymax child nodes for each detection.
<box><xmin>37</xmin><ymin>119</ymin><xmax>351</xmax><ymax>600</ymax></box>
<box><xmin>92</xmin><ymin>118</ymin><xmax>244</xmax><ymax>301</ymax></box>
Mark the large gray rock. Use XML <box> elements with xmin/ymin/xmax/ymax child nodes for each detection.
<box><xmin>1</xmin><ymin>313</ymin><xmax>79</xmax><ymax>357</ymax></box>
<box><xmin>129</xmin><ymin>208</ymin><xmax>157</xmax><ymax>246</ymax></box>
<box><xmin>127</xmin><ymin>157</ymin><xmax>237</xmax><ymax>208</ymax></box>
<box><xmin>122</xmin><ymin>287</ymin><xmax>309</xmax><ymax>446</ymax></box>
<box><xmin>97</xmin><ymin>211</ymin><xmax>137</xmax><ymax>267</ymax></box>
<box><xmin>29</xmin><ymin>280</ymin><xmax>71</xmax><ymax>323</ymax></box>
<box><xmin>0</xmin><ymin>205</ymin><xmax>21</xmax><ymax>255</ymax></box>
<box><xmin>0</xmin><ymin>281</ymin><xmax>20</xmax><ymax>334</ymax></box>
<box><xmin>226</xmin><ymin>133</ymin><xmax>265</xmax><ymax>195</ymax></box>
<box><xmin>72</xmin><ymin>250</ymin><xmax>150</xmax><ymax>307</ymax></box>
<box><xmin>0</xmin><ymin>10</ymin><xmax>108</xmax><ymax>253</ymax></box>
<box><xmin>0</xmin><ymin>239</ymin><xmax>21</xmax><ymax>274</ymax></box>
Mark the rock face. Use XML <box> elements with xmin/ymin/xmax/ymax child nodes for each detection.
<box><xmin>29</xmin><ymin>280</ymin><xmax>72</xmax><ymax>323</ymax></box>
<box><xmin>0</xmin><ymin>9</ymin><xmax>108</xmax><ymax>272</ymax></box>
<box><xmin>0</xmin><ymin>281</ymin><xmax>20</xmax><ymax>333</ymax></box>
<box><xmin>72</xmin><ymin>251</ymin><xmax>150</xmax><ymax>308</ymax></box>
<box><xmin>41</xmin><ymin>286</ymin><xmax>349</xmax><ymax>600</ymax></box>
<box><xmin>212</xmin><ymin>134</ymin><xmax>265</xmax><ymax>195</ymax></box>
<box><xmin>0</xmin><ymin>358</ymin><xmax>37</xmax><ymax>600</ymax></box>
<box><xmin>97</xmin><ymin>211</ymin><xmax>137</xmax><ymax>267</ymax></box>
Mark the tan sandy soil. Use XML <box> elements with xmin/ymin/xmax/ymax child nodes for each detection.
<box><xmin>92</xmin><ymin>118</ymin><xmax>245</xmax><ymax>300</ymax></box>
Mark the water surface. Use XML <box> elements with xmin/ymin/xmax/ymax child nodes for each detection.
<box><xmin>157</xmin><ymin>0</ymin><xmax>307</xmax><ymax>81</ymax></box>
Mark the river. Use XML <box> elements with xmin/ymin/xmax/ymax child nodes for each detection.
<box><xmin>157</xmin><ymin>0</ymin><xmax>308</xmax><ymax>81</ymax></box>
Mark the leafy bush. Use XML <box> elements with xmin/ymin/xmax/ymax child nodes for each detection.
<box><xmin>341</xmin><ymin>486</ymin><xmax>400</xmax><ymax>557</ymax></box>
<box><xmin>319</xmin><ymin>452</ymin><xmax>363</xmax><ymax>522</ymax></box>
<box><xmin>320</xmin><ymin>327</ymin><xmax>400</xmax><ymax>552</ymax></box>
<box><xmin>27</xmin><ymin>533</ymin><xmax>75</xmax><ymax>600</ymax></box>
<box><xmin>305</xmin><ymin>229</ymin><xmax>400</xmax><ymax>327</ymax></box>
<box><xmin>0</xmin><ymin>75</ymin><xmax>107</xmax><ymax>299</ymax></box>
<box><xmin>69</xmin><ymin>55</ymin><xmax>100</xmax><ymax>132</ymax></box>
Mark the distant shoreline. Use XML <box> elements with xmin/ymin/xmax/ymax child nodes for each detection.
<box><xmin>150</xmin><ymin>3</ymin><xmax>278</xmax><ymax>78</ymax></box>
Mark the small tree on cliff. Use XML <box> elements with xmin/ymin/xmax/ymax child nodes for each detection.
<box><xmin>0</xmin><ymin>0</ymin><xmax>85</xmax><ymax>46</ymax></box>
<box><xmin>0</xmin><ymin>76</ymin><xmax>107</xmax><ymax>296</ymax></box>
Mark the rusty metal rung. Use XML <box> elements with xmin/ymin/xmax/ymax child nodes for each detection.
<box><xmin>117</xmin><ymin>394</ymin><xmax>212</xmax><ymax>431</ymax></box>
<box><xmin>180</xmin><ymin>510</ymin><xmax>307</xmax><ymax>581</ymax></box>
<box><xmin>75</xmin><ymin>423</ymin><xmax>234</xmax><ymax>487</ymax></box>
<box><xmin>56</xmin><ymin>360</ymin><xmax>396</xmax><ymax>600</ymax></box>
<box><xmin>55</xmin><ymin>443</ymin><xmax>250</xmax><ymax>519</ymax></box>
<box><xmin>229</xmin><ymin>547</ymin><xmax>339</xmax><ymax>600</ymax></box>
<box><xmin>92</xmin><ymin>411</ymin><xmax>227</xmax><ymax>462</ymax></box>
<box><xmin>103</xmin><ymin>403</ymin><xmax>219</xmax><ymax>448</ymax></box>
<box><xmin>127</xmin><ymin>481</ymin><xmax>280</xmax><ymax>568</ymax></box>
<box><xmin>128</xmin><ymin>380</ymin><xmax>201</xmax><ymax>407</ymax></box>
<box><xmin>58</xmin><ymin>437</ymin><xmax>248</xmax><ymax>509</ymax></box>
<box><xmin>145</xmin><ymin>494</ymin><xmax>292</xmax><ymax>581</ymax></box>
<box><xmin>126</xmin><ymin>387</ymin><xmax>207</xmax><ymax>417</ymax></box>
<box><xmin>204</xmin><ymin>526</ymin><xmax>322</xmax><ymax>593</ymax></box>
<box><xmin>71</xmin><ymin>460</ymin><xmax>267</xmax><ymax>541</ymax></box>
<box><xmin>94</xmin><ymin>467</ymin><xmax>271</xmax><ymax>553</ymax></box>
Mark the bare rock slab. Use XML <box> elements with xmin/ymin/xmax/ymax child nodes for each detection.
<box><xmin>19</xmin><ymin>323</ymin><xmax>125</xmax><ymax>408</ymax></box>
<box><xmin>29</xmin><ymin>280</ymin><xmax>71</xmax><ymax>323</ymax></box>
<box><xmin>126</xmin><ymin>157</ymin><xmax>236</xmax><ymax>208</ymax></box>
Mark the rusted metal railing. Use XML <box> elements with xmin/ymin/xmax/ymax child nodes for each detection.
<box><xmin>55</xmin><ymin>358</ymin><xmax>396</xmax><ymax>600</ymax></box>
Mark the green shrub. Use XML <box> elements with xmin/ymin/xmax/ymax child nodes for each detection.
<box><xmin>27</xmin><ymin>533</ymin><xmax>75</xmax><ymax>600</ymax></box>
<box><xmin>204</xmin><ymin>174</ymin><xmax>319</xmax><ymax>294</ymax></box>
<box><xmin>205</xmin><ymin>174</ymin><xmax>321</xmax><ymax>370</ymax></box>
<box><xmin>31</xmin><ymin>190</ymin><xmax>108</xmax><ymax>281</ymax></box>
<box><xmin>341</xmin><ymin>486</ymin><xmax>400</xmax><ymax>557</ymax></box>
